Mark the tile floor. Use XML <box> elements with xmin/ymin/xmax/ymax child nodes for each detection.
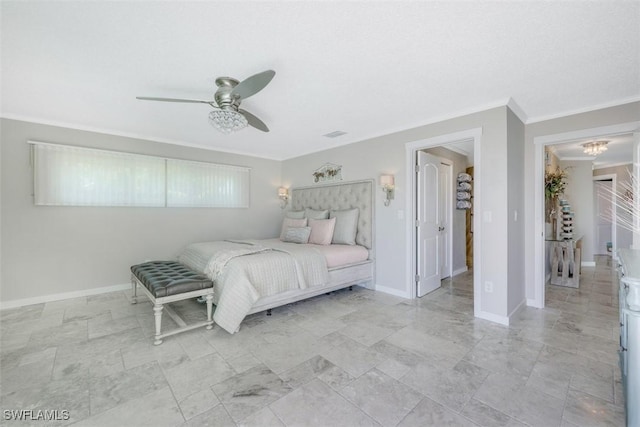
<box><xmin>0</xmin><ymin>255</ymin><xmax>625</xmax><ymax>426</ymax></box>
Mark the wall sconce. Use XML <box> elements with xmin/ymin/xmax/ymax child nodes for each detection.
<box><xmin>380</xmin><ymin>175</ymin><xmax>395</xmax><ymax>206</ymax></box>
<box><xmin>278</xmin><ymin>187</ymin><xmax>289</xmax><ymax>209</ymax></box>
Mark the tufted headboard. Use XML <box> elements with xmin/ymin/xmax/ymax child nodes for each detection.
<box><xmin>291</xmin><ymin>180</ymin><xmax>374</xmax><ymax>257</ymax></box>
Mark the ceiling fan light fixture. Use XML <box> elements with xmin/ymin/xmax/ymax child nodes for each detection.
<box><xmin>582</xmin><ymin>140</ymin><xmax>609</xmax><ymax>156</ymax></box>
<box><xmin>208</xmin><ymin>110</ymin><xmax>248</xmax><ymax>134</ymax></box>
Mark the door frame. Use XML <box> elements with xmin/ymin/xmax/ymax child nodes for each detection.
<box><xmin>440</xmin><ymin>158</ymin><xmax>454</xmax><ymax>279</ymax></box>
<box><xmin>405</xmin><ymin>128</ymin><xmax>482</xmax><ymax>316</ymax></box>
<box><xmin>532</xmin><ymin>121</ymin><xmax>640</xmax><ymax>308</ymax></box>
<box><xmin>592</xmin><ymin>174</ymin><xmax>617</xmax><ymax>259</ymax></box>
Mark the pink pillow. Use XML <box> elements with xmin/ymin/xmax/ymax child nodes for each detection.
<box><xmin>308</xmin><ymin>217</ymin><xmax>336</xmax><ymax>245</ymax></box>
<box><xmin>280</xmin><ymin>217</ymin><xmax>307</xmax><ymax>240</ymax></box>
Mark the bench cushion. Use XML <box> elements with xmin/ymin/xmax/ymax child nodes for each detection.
<box><xmin>131</xmin><ymin>261</ymin><xmax>212</xmax><ymax>298</ymax></box>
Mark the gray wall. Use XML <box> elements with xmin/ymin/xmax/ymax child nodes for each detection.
<box><xmin>1</xmin><ymin>118</ymin><xmax>283</xmax><ymax>302</ymax></box>
<box><xmin>283</xmin><ymin>106</ymin><xmax>521</xmax><ymax>320</ymax></box>
<box><xmin>423</xmin><ymin>146</ymin><xmax>469</xmax><ymax>274</ymax></box>
<box><xmin>524</xmin><ymin>101</ymin><xmax>640</xmax><ymax>301</ymax></box>
<box><xmin>507</xmin><ymin>108</ymin><xmax>525</xmax><ymax>313</ymax></box>
<box><xmin>594</xmin><ymin>164</ymin><xmax>634</xmax><ymax>252</ymax></box>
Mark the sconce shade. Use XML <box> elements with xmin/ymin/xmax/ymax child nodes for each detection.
<box><xmin>278</xmin><ymin>187</ymin><xmax>288</xmax><ymax>198</ymax></box>
<box><xmin>380</xmin><ymin>175</ymin><xmax>394</xmax><ymax>187</ymax></box>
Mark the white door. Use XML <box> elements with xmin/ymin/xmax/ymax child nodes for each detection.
<box><xmin>416</xmin><ymin>151</ymin><xmax>441</xmax><ymax>297</ymax></box>
<box><xmin>439</xmin><ymin>161</ymin><xmax>452</xmax><ymax>279</ymax></box>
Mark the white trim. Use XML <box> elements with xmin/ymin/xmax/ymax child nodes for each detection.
<box><xmin>292</xmin><ymin>100</ymin><xmax>509</xmax><ymax>161</ymax></box>
<box><xmin>0</xmin><ymin>283</ymin><xmax>130</xmax><ymax>310</ymax></box>
<box><xmin>2</xmin><ymin>113</ymin><xmax>283</xmax><ymax>161</ymax></box>
<box><xmin>453</xmin><ymin>266</ymin><xmax>468</xmax><ymax>276</ymax></box>
<box><xmin>405</xmin><ymin>127</ymin><xmax>482</xmax><ymax>318</ymax></box>
<box><xmin>441</xmin><ymin>157</ymin><xmax>454</xmax><ymax>280</ymax></box>
<box><xmin>375</xmin><ymin>284</ymin><xmax>411</xmax><ymax>299</ymax></box>
<box><xmin>527</xmin><ymin>298</ymin><xmax>543</xmax><ymax>309</ymax></box>
<box><xmin>534</xmin><ymin>122</ymin><xmax>640</xmax><ymax>146</ymax></box>
<box><xmin>556</xmin><ymin>156</ymin><xmax>597</xmax><ymax>162</ymax></box>
<box><xmin>475</xmin><ymin>310</ymin><xmax>509</xmax><ymax>326</ymax></box>
<box><xmin>507</xmin><ymin>98</ymin><xmax>528</xmax><ymax>124</ymax></box>
<box><xmin>581</xmin><ymin>261</ymin><xmax>597</xmax><ymax>267</ymax></box>
<box><xmin>527</xmin><ymin>96</ymin><xmax>640</xmax><ymax>124</ymax></box>
<box><xmin>508</xmin><ymin>298</ymin><xmax>527</xmax><ymax>321</ymax></box>
<box><xmin>532</xmin><ymin>121</ymin><xmax>640</xmax><ymax>310</ymax></box>
<box><xmin>442</xmin><ymin>145</ymin><xmax>469</xmax><ymax>158</ymax></box>
<box><xmin>593</xmin><ymin>161</ymin><xmax>633</xmax><ymax>170</ymax></box>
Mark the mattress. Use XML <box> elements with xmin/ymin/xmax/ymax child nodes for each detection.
<box><xmin>308</xmin><ymin>243</ymin><xmax>370</xmax><ymax>268</ymax></box>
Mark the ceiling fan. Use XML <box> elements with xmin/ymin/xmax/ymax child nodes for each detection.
<box><xmin>137</xmin><ymin>69</ymin><xmax>275</xmax><ymax>134</ymax></box>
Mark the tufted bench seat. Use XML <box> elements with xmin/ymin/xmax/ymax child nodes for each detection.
<box><xmin>131</xmin><ymin>261</ymin><xmax>214</xmax><ymax>345</ymax></box>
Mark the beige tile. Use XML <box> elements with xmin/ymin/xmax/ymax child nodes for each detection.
<box><xmin>398</xmin><ymin>397</ymin><xmax>476</xmax><ymax>426</ymax></box>
<box><xmin>270</xmin><ymin>379</ymin><xmax>377</xmax><ymax>426</ymax></box>
<box><xmin>340</xmin><ymin>369</ymin><xmax>423</xmax><ymax>426</ymax></box>
<box><xmin>74</xmin><ymin>387</ymin><xmax>183</xmax><ymax>427</ymax></box>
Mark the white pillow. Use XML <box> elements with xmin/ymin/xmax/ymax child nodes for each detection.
<box><xmin>305</xmin><ymin>208</ymin><xmax>329</xmax><ymax>220</ymax></box>
<box><xmin>282</xmin><ymin>227</ymin><xmax>311</xmax><ymax>244</ymax></box>
<box><xmin>285</xmin><ymin>210</ymin><xmax>305</xmax><ymax>219</ymax></box>
<box><xmin>330</xmin><ymin>208</ymin><xmax>359</xmax><ymax>245</ymax></box>
<box><xmin>280</xmin><ymin>218</ymin><xmax>307</xmax><ymax>240</ymax></box>
<box><xmin>308</xmin><ymin>218</ymin><xmax>336</xmax><ymax>245</ymax></box>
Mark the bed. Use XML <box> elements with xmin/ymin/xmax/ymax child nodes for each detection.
<box><xmin>177</xmin><ymin>179</ymin><xmax>375</xmax><ymax>334</ymax></box>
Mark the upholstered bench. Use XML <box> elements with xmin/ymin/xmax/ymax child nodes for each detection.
<box><xmin>130</xmin><ymin>261</ymin><xmax>214</xmax><ymax>345</ymax></box>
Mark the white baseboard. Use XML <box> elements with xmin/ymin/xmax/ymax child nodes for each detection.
<box><xmin>581</xmin><ymin>261</ymin><xmax>596</xmax><ymax>267</ymax></box>
<box><xmin>475</xmin><ymin>309</ymin><xmax>509</xmax><ymax>326</ymax></box>
<box><xmin>0</xmin><ymin>283</ymin><xmax>130</xmax><ymax>310</ymax></box>
<box><xmin>453</xmin><ymin>266</ymin><xmax>468</xmax><ymax>277</ymax></box>
<box><xmin>375</xmin><ymin>284</ymin><xmax>411</xmax><ymax>299</ymax></box>
<box><xmin>527</xmin><ymin>298</ymin><xmax>544</xmax><ymax>309</ymax></box>
<box><xmin>508</xmin><ymin>299</ymin><xmax>527</xmax><ymax>320</ymax></box>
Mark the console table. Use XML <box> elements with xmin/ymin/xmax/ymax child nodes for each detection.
<box><xmin>618</xmin><ymin>248</ymin><xmax>640</xmax><ymax>426</ymax></box>
<box><xmin>547</xmin><ymin>236</ymin><xmax>582</xmax><ymax>288</ymax></box>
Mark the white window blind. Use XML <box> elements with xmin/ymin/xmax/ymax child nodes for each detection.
<box><xmin>167</xmin><ymin>159</ymin><xmax>250</xmax><ymax>208</ymax></box>
<box><xmin>31</xmin><ymin>142</ymin><xmax>250</xmax><ymax>208</ymax></box>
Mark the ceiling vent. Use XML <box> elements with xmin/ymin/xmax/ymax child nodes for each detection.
<box><xmin>323</xmin><ymin>131</ymin><xmax>347</xmax><ymax>138</ymax></box>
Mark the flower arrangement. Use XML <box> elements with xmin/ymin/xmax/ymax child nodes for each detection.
<box><xmin>545</xmin><ymin>167</ymin><xmax>568</xmax><ymax>201</ymax></box>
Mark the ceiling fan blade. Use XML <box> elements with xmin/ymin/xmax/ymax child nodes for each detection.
<box><xmin>136</xmin><ymin>96</ymin><xmax>214</xmax><ymax>104</ymax></box>
<box><xmin>231</xmin><ymin>70</ymin><xmax>275</xmax><ymax>100</ymax></box>
<box><xmin>240</xmin><ymin>109</ymin><xmax>269</xmax><ymax>132</ymax></box>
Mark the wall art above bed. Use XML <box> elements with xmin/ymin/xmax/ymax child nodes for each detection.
<box><xmin>312</xmin><ymin>163</ymin><xmax>342</xmax><ymax>183</ymax></box>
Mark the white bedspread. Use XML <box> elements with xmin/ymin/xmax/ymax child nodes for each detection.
<box><xmin>178</xmin><ymin>239</ymin><xmax>329</xmax><ymax>333</ymax></box>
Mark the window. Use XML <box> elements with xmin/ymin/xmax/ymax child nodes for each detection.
<box><xmin>31</xmin><ymin>142</ymin><xmax>250</xmax><ymax>208</ymax></box>
<box><xmin>167</xmin><ymin>159</ymin><xmax>249</xmax><ymax>208</ymax></box>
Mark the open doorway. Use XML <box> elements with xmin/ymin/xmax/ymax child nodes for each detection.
<box><xmin>593</xmin><ymin>176</ymin><xmax>616</xmax><ymax>257</ymax></box>
<box><xmin>533</xmin><ymin>123</ymin><xmax>638</xmax><ymax>308</ymax></box>
<box><xmin>405</xmin><ymin>128</ymin><xmax>482</xmax><ymax>318</ymax></box>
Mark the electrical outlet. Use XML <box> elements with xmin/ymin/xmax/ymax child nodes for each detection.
<box><xmin>484</xmin><ymin>281</ymin><xmax>494</xmax><ymax>293</ymax></box>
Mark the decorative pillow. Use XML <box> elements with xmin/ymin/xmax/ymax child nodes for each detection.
<box><xmin>282</xmin><ymin>226</ymin><xmax>311</xmax><ymax>244</ymax></box>
<box><xmin>308</xmin><ymin>217</ymin><xmax>336</xmax><ymax>245</ymax></box>
<box><xmin>285</xmin><ymin>210</ymin><xmax>305</xmax><ymax>219</ymax></box>
<box><xmin>280</xmin><ymin>217</ymin><xmax>307</xmax><ymax>240</ymax></box>
<box><xmin>305</xmin><ymin>208</ymin><xmax>329</xmax><ymax>220</ymax></box>
<box><xmin>330</xmin><ymin>208</ymin><xmax>360</xmax><ymax>245</ymax></box>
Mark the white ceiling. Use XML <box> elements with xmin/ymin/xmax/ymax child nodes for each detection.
<box><xmin>550</xmin><ymin>133</ymin><xmax>634</xmax><ymax>169</ymax></box>
<box><xmin>2</xmin><ymin>1</ymin><xmax>639</xmax><ymax>161</ymax></box>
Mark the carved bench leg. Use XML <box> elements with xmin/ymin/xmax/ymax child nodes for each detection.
<box><xmin>153</xmin><ymin>303</ymin><xmax>163</xmax><ymax>345</ymax></box>
<box><xmin>131</xmin><ymin>277</ymin><xmax>138</xmax><ymax>304</ymax></box>
<box><xmin>205</xmin><ymin>294</ymin><xmax>214</xmax><ymax>330</ymax></box>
